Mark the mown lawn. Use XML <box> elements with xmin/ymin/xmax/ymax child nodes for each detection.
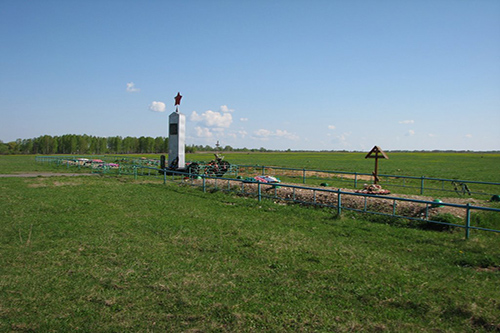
<box><xmin>1</xmin><ymin>162</ymin><xmax>499</xmax><ymax>331</ymax></box>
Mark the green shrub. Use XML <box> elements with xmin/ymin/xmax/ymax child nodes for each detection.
<box><xmin>422</xmin><ymin>213</ymin><xmax>461</xmax><ymax>232</ymax></box>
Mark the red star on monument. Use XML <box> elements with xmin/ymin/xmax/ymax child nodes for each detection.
<box><xmin>174</xmin><ymin>92</ymin><xmax>182</xmax><ymax>106</ymax></box>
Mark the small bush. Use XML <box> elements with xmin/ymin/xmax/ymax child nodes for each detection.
<box><xmin>421</xmin><ymin>213</ymin><xmax>461</xmax><ymax>232</ymax></box>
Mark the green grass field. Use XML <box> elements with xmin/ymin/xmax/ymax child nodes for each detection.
<box><xmin>1</xmin><ymin>154</ymin><xmax>499</xmax><ymax>331</ymax></box>
<box><xmin>189</xmin><ymin>151</ymin><xmax>500</xmax><ymax>182</ymax></box>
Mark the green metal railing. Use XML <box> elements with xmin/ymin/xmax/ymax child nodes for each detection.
<box><xmin>35</xmin><ymin>156</ymin><xmax>500</xmax><ymax>239</ymax></box>
<box><xmin>155</xmin><ymin>166</ymin><xmax>500</xmax><ymax>240</ymax></box>
<box><xmin>36</xmin><ymin>156</ymin><xmax>499</xmax><ymax>198</ymax></box>
<box><xmin>235</xmin><ymin>165</ymin><xmax>500</xmax><ymax>198</ymax></box>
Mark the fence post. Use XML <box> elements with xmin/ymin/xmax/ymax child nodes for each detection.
<box><xmin>262</xmin><ymin>166</ymin><xmax>265</xmax><ymax>176</ymax></box>
<box><xmin>465</xmin><ymin>203</ymin><xmax>471</xmax><ymax>239</ymax></box>
<box><xmin>163</xmin><ymin>169</ymin><xmax>166</xmax><ymax>185</ymax></box>
<box><xmin>303</xmin><ymin>169</ymin><xmax>306</xmax><ymax>184</ymax></box>
<box><xmin>134</xmin><ymin>166</ymin><xmax>138</xmax><ymax>180</ymax></box>
<box><xmin>337</xmin><ymin>189</ymin><xmax>342</xmax><ymax>216</ymax></box>
<box><xmin>354</xmin><ymin>172</ymin><xmax>358</xmax><ymax>188</ymax></box>
<box><xmin>258</xmin><ymin>182</ymin><xmax>262</xmax><ymax>202</ymax></box>
<box><xmin>203</xmin><ymin>175</ymin><xmax>206</xmax><ymax>193</ymax></box>
<box><xmin>420</xmin><ymin>176</ymin><xmax>425</xmax><ymax>195</ymax></box>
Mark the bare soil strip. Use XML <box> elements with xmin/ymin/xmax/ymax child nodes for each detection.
<box><xmin>0</xmin><ymin>172</ymin><xmax>99</xmax><ymax>178</ymax></box>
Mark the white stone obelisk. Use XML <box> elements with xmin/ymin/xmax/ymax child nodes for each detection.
<box><xmin>168</xmin><ymin>93</ymin><xmax>185</xmax><ymax>169</ymax></box>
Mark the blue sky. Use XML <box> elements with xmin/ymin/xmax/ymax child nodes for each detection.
<box><xmin>1</xmin><ymin>0</ymin><xmax>499</xmax><ymax>151</ymax></box>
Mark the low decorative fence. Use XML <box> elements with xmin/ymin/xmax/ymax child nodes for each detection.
<box><xmin>152</xmin><ymin>167</ymin><xmax>499</xmax><ymax>240</ymax></box>
<box><xmin>35</xmin><ymin>156</ymin><xmax>500</xmax><ymax>239</ymax></box>
<box><xmin>235</xmin><ymin>165</ymin><xmax>500</xmax><ymax>198</ymax></box>
<box><xmin>36</xmin><ymin>157</ymin><xmax>499</xmax><ymax>198</ymax></box>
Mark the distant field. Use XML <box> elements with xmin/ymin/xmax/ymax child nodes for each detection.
<box><xmin>8</xmin><ymin>152</ymin><xmax>500</xmax><ymax>199</ymax></box>
<box><xmin>3</xmin><ymin>152</ymin><xmax>499</xmax><ymax>182</ymax></box>
<box><xmin>189</xmin><ymin>151</ymin><xmax>500</xmax><ymax>183</ymax></box>
<box><xmin>1</xmin><ymin>154</ymin><xmax>499</xmax><ymax>331</ymax></box>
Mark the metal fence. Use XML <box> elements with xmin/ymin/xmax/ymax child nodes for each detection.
<box><xmin>35</xmin><ymin>156</ymin><xmax>500</xmax><ymax>239</ymax></box>
<box><xmin>235</xmin><ymin>165</ymin><xmax>500</xmax><ymax>198</ymax></box>
<box><xmin>36</xmin><ymin>157</ymin><xmax>499</xmax><ymax>198</ymax></box>
<box><xmin>150</xmin><ymin>167</ymin><xmax>499</xmax><ymax>240</ymax></box>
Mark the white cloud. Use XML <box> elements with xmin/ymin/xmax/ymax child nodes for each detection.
<box><xmin>190</xmin><ymin>111</ymin><xmax>203</xmax><ymax>122</ymax></box>
<box><xmin>428</xmin><ymin>133</ymin><xmax>436</xmax><ymax>137</ymax></box>
<box><xmin>195</xmin><ymin>126</ymin><xmax>213</xmax><ymax>138</ymax></box>
<box><xmin>240</xmin><ymin>118</ymin><xmax>249</xmax><ymax>122</ymax></box>
<box><xmin>190</xmin><ymin>110</ymin><xmax>232</xmax><ymax>128</ymax></box>
<box><xmin>253</xmin><ymin>129</ymin><xmax>299</xmax><ymax>141</ymax></box>
<box><xmin>276</xmin><ymin>129</ymin><xmax>299</xmax><ymax>140</ymax></box>
<box><xmin>331</xmin><ymin>132</ymin><xmax>352</xmax><ymax>148</ymax></box>
<box><xmin>238</xmin><ymin>130</ymin><xmax>248</xmax><ymax>138</ymax></box>
<box><xmin>336</xmin><ymin>133</ymin><xmax>349</xmax><ymax>143</ymax></box>
<box><xmin>126</xmin><ymin>82</ymin><xmax>140</xmax><ymax>93</ymax></box>
<box><xmin>406</xmin><ymin>129</ymin><xmax>415</xmax><ymax>136</ymax></box>
<box><xmin>149</xmin><ymin>101</ymin><xmax>166</xmax><ymax>112</ymax></box>
<box><xmin>254</xmin><ymin>129</ymin><xmax>272</xmax><ymax>138</ymax></box>
<box><xmin>399</xmin><ymin>120</ymin><xmax>414</xmax><ymax>124</ymax></box>
<box><xmin>328</xmin><ymin>125</ymin><xmax>336</xmax><ymax>130</ymax></box>
<box><xmin>465</xmin><ymin>134</ymin><xmax>473</xmax><ymax>138</ymax></box>
<box><xmin>220</xmin><ymin>105</ymin><xmax>234</xmax><ymax>113</ymax></box>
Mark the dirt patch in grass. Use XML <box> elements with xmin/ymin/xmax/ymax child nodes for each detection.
<box><xmin>238</xmin><ymin>167</ymin><xmax>373</xmax><ymax>181</ymax></box>
<box><xmin>26</xmin><ymin>180</ymin><xmax>84</xmax><ymax>188</ymax></box>
<box><xmin>0</xmin><ymin>172</ymin><xmax>99</xmax><ymax>178</ymax></box>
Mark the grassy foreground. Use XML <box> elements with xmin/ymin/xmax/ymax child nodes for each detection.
<box><xmin>1</xmin><ymin>166</ymin><xmax>499</xmax><ymax>331</ymax></box>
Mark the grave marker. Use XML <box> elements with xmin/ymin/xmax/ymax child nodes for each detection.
<box><xmin>365</xmin><ymin>146</ymin><xmax>389</xmax><ymax>184</ymax></box>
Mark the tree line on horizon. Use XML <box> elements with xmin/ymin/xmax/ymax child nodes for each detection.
<box><xmin>1</xmin><ymin>135</ymin><xmax>497</xmax><ymax>155</ymax></box>
<box><xmin>0</xmin><ymin>134</ymin><xmax>254</xmax><ymax>155</ymax></box>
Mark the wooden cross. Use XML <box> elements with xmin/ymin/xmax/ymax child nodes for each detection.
<box><xmin>365</xmin><ymin>146</ymin><xmax>389</xmax><ymax>184</ymax></box>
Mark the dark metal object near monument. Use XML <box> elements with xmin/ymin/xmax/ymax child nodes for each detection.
<box><xmin>187</xmin><ymin>154</ymin><xmax>231</xmax><ymax>177</ymax></box>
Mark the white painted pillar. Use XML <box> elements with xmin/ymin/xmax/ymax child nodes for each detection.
<box><xmin>168</xmin><ymin>111</ymin><xmax>185</xmax><ymax>169</ymax></box>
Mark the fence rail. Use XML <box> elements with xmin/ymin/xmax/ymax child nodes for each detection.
<box><xmin>35</xmin><ymin>156</ymin><xmax>500</xmax><ymax>239</ymax></box>
<box><xmin>36</xmin><ymin>157</ymin><xmax>499</xmax><ymax>197</ymax></box>
<box><xmin>235</xmin><ymin>165</ymin><xmax>500</xmax><ymax>198</ymax></box>
<box><xmin>152</xmin><ymin>167</ymin><xmax>499</xmax><ymax>240</ymax></box>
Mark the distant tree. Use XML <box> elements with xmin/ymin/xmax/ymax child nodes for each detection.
<box><xmin>7</xmin><ymin>141</ymin><xmax>19</xmax><ymax>154</ymax></box>
<box><xmin>19</xmin><ymin>138</ymin><xmax>34</xmax><ymax>154</ymax></box>
<box><xmin>97</xmin><ymin>137</ymin><xmax>108</xmax><ymax>154</ymax></box>
<box><xmin>0</xmin><ymin>141</ymin><xmax>8</xmax><ymax>154</ymax></box>
<box><xmin>186</xmin><ymin>145</ymin><xmax>197</xmax><ymax>153</ymax></box>
<box><xmin>107</xmin><ymin>136</ymin><xmax>123</xmax><ymax>154</ymax></box>
<box><xmin>138</xmin><ymin>136</ymin><xmax>155</xmax><ymax>153</ymax></box>
<box><xmin>77</xmin><ymin>135</ymin><xmax>90</xmax><ymax>154</ymax></box>
<box><xmin>146</xmin><ymin>137</ymin><xmax>155</xmax><ymax>153</ymax></box>
<box><xmin>154</xmin><ymin>137</ymin><xmax>165</xmax><ymax>153</ymax></box>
